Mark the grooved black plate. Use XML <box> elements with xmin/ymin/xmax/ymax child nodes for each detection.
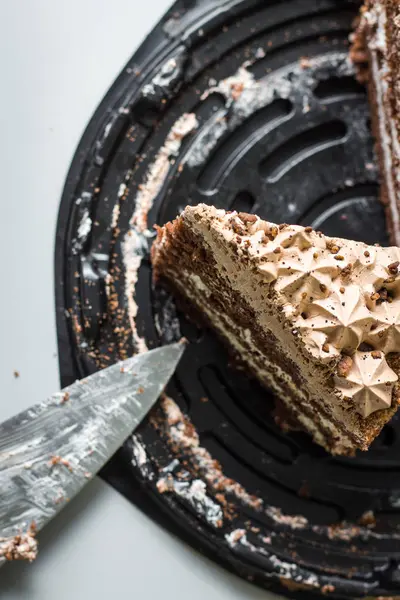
<box><xmin>55</xmin><ymin>0</ymin><xmax>400</xmax><ymax>597</ymax></box>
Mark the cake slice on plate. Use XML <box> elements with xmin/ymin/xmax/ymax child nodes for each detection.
<box><xmin>351</xmin><ymin>0</ymin><xmax>400</xmax><ymax>245</ymax></box>
<box><xmin>151</xmin><ymin>204</ymin><xmax>400</xmax><ymax>456</ymax></box>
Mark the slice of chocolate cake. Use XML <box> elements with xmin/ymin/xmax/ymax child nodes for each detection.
<box><xmin>152</xmin><ymin>205</ymin><xmax>400</xmax><ymax>455</ymax></box>
<box><xmin>351</xmin><ymin>0</ymin><xmax>400</xmax><ymax>245</ymax></box>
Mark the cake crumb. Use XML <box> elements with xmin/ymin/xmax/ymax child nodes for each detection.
<box><xmin>300</xmin><ymin>56</ymin><xmax>311</xmax><ymax>69</ymax></box>
<box><xmin>49</xmin><ymin>456</ymin><xmax>73</xmax><ymax>471</ymax></box>
<box><xmin>388</xmin><ymin>261</ymin><xmax>399</xmax><ymax>274</ymax></box>
<box><xmin>269</xmin><ymin>226</ymin><xmax>278</xmax><ymax>239</ymax></box>
<box><xmin>321</xmin><ymin>584</ymin><xmax>335</xmax><ymax>594</ymax></box>
<box><xmin>394</xmin><ymin>387</ymin><xmax>400</xmax><ymax>405</ymax></box>
<box><xmin>231</xmin><ymin>82</ymin><xmax>245</xmax><ymax>101</ymax></box>
<box><xmin>371</xmin><ymin>351</ymin><xmax>382</xmax><ymax>359</ymax></box>
<box><xmin>358</xmin><ymin>510</ymin><xmax>376</xmax><ymax>528</ymax></box>
<box><xmin>13</xmin><ymin>370</ymin><xmax>20</xmax><ymax>379</ymax></box>
<box><xmin>0</xmin><ymin>523</ymin><xmax>38</xmax><ymax>562</ymax></box>
<box><xmin>337</xmin><ymin>355</ymin><xmax>353</xmax><ymax>378</ymax></box>
<box><xmin>378</xmin><ymin>288</ymin><xmax>389</xmax><ymax>302</ymax></box>
<box><xmin>137</xmin><ymin>386</ymin><xmax>144</xmax><ymax>394</ymax></box>
<box><xmin>322</xmin><ymin>343</ymin><xmax>329</xmax><ymax>353</ymax></box>
<box><xmin>61</xmin><ymin>391</ymin><xmax>70</xmax><ymax>404</ymax></box>
<box><xmin>157</xmin><ymin>477</ymin><xmax>172</xmax><ymax>494</ymax></box>
<box><xmin>341</xmin><ymin>263</ymin><xmax>353</xmax><ymax>277</ymax></box>
<box><xmin>228</xmin><ymin>529</ymin><xmax>246</xmax><ymax>544</ymax></box>
<box><xmin>298</xmin><ymin>481</ymin><xmax>310</xmax><ymax>498</ymax></box>
<box><xmin>215</xmin><ymin>493</ymin><xmax>227</xmax><ymax>506</ymax></box>
<box><xmin>238</xmin><ymin>212</ymin><xmax>257</xmax><ymax>223</ymax></box>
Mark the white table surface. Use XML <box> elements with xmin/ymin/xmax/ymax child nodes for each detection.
<box><xmin>0</xmin><ymin>2</ymin><xmax>279</xmax><ymax>598</ymax></box>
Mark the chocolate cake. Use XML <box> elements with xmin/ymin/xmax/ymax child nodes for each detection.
<box><xmin>351</xmin><ymin>0</ymin><xmax>400</xmax><ymax>245</ymax></box>
<box><xmin>152</xmin><ymin>205</ymin><xmax>400</xmax><ymax>455</ymax></box>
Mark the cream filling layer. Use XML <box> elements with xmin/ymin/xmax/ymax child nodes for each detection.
<box><xmin>180</xmin><ymin>271</ymin><xmax>355</xmax><ymax>454</ymax></box>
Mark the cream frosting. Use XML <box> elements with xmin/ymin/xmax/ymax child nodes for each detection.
<box><xmin>297</xmin><ymin>285</ymin><xmax>373</xmax><ymax>357</ymax></box>
<box><xmin>334</xmin><ymin>351</ymin><xmax>398</xmax><ymax>417</ymax></box>
<box><xmin>182</xmin><ymin>205</ymin><xmax>400</xmax><ymax>417</ymax></box>
<box><xmin>367</xmin><ymin>301</ymin><xmax>400</xmax><ymax>353</ymax></box>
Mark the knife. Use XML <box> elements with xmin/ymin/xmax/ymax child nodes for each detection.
<box><xmin>0</xmin><ymin>342</ymin><xmax>185</xmax><ymax>565</ymax></box>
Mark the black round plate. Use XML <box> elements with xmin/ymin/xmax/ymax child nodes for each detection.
<box><xmin>55</xmin><ymin>0</ymin><xmax>400</xmax><ymax>597</ymax></box>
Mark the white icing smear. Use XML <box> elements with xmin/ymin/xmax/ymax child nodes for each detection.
<box><xmin>201</xmin><ymin>65</ymin><xmax>256</xmax><ymax>104</ymax></box>
<box><xmin>122</xmin><ymin>113</ymin><xmax>198</xmax><ymax>350</ymax></box>
<box><xmin>130</xmin><ymin>113</ymin><xmax>198</xmax><ymax>232</ymax></box>
<box><xmin>187</xmin><ymin>52</ymin><xmax>355</xmax><ymax>168</ymax></box>
<box><xmin>156</xmin><ymin>476</ymin><xmax>223</xmax><ymax>528</ymax></box>
<box><xmin>77</xmin><ymin>208</ymin><xmax>92</xmax><ymax>240</ymax></box>
<box><xmin>225</xmin><ymin>530</ymin><xmax>319</xmax><ymax>587</ymax></box>
<box><xmin>131</xmin><ymin>434</ymin><xmax>153</xmax><ymax>480</ymax></box>
<box><xmin>111</xmin><ymin>203</ymin><xmax>120</xmax><ymax>229</ymax></box>
<box><xmin>142</xmin><ymin>58</ymin><xmax>179</xmax><ymax>97</ymax></box>
<box><xmin>122</xmin><ymin>230</ymin><xmax>149</xmax><ymax>354</ymax></box>
<box><xmin>118</xmin><ymin>182</ymin><xmax>127</xmax><ymax>199</ymax></box>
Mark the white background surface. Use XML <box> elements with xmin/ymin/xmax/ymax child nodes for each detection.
<box><xmin>0</xmin><ymin>1</ymin><xmax>277</xmax><ymax>598</ymax></box>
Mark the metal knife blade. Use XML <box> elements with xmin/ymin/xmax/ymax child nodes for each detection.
<box><xmin>0</xmin><ymin>342</ymin><xmax>185</xmax><ymax>564</ymax></box>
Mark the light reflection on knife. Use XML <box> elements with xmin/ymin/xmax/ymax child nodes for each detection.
<box><xmin>0</xmin><ymin>342</ymin><xmax>185</xmax><ymax>565</ymax></box>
